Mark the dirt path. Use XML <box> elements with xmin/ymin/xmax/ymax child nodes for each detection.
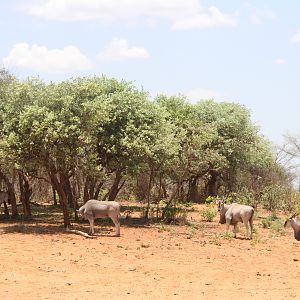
<box><xmin>0</xmin><ymin>210</ymin><xmax>299</xmax><ymax>300</ymax></box>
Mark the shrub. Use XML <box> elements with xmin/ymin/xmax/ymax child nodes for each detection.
<box><xmin>205</xmin><ymin>196</ymin><xmax>217</xmax><ymax>205</ymax></box>
<box><xmin>270</xmin><ymin>219</ymin><xmax>285</xmax><ymax>235</ymax></box>
<box><xmin>261</xmin><ymin>214</ymin><xmax>285</xmax><ymax>236</ymax></box>
<box><xmin>200</xmin><ymin>206</ymin><xmax>217</xmax><ymax>222</ymax></box>
<box><xmin>141</xmin><ymin>200</ymin><xmax>188</xmax><ymax>224</ymax></box>
<box><xmin>223</xmin><ymin>232</ymin><xmax>234</xmax><ymax>240</ymax></box>
<box><xmin>260</xmin><ymin>184</ymin><xmax>290</xmax><ymax>211</ymax></box>
<box><xmin>261</xmin><ymin>213</ymin><xmax>278</xmax><ymax>228</ymax></box>
<box><xmin>232</xmin><ymin>188</ymin><xmax>256</xmax><ymax>206</ymax></box>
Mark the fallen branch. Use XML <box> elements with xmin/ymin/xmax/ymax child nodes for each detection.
<box><xmin>66</xmin><ymin>228</ymin><xmax>96</xmax><ymax>239</ymax></box>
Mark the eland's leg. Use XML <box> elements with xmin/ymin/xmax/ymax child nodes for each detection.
<box><xmin>249</xmin><ymin>219</ymin><xmax>253</xmax><ymax>240</ymax></box>
<box><xmin>226</xmin><ymin>219</ymin><xmax>235</xmax><ymax>237</ymax></box>
<box><xmin>233</xmin><ymin>224</ymin><xmax>238</xmax><ymax>238</ymax></box>
<box><xmin>244</xmin><ymin>222</ymin><xmax>249</xmax><ymax>239</ymax></box>
<box><xmin>110</xmin><ymin>216</ymin><xmax>120</xmax><ymax>236</ymax></box>
<box><xmin>88</xmin><ymin>217</ymin><xmax>95</xmax><ymax>235</ymax></box>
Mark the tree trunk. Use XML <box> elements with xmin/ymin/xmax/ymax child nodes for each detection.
<box><xmin>206</xmin><ymin>170</ymin><xmax>220</xmax><ymax>197</ymax></box>
<box><xmin>49</xmin><ymin>170</ymin><xmax>70</xmax><ymax>228</ymax></box>
<box><xmin>71</xmin><ymin>177</ymin><xmax>80</xmax><ymax>221</ymax></box>
<box><xmin>83</xmin><ymin>176</ymin><xmax>90</xmax><ymax>203</ymax></box>
<box><xmin>107</xmin><ymin>170</ymin><xmax>125</xmax><ymax>201</ymax></box>
<box><xmin>136</xmin><ymin>172</ymin><xmax>149</xmax><ymax>202</ymax></box>
<box><xmin>188</xmin><ymin>176</ymin><xmax>200</xmax><ymax>202</ymax></box>
<box><xmin>0</xmin><ymin>170</ymin><xmax>18</xmax><ymax>218</ymax></box>
<box><xmin>83</xmin><ymin>175</ymin><xmax>94</xmax><ymax>202</ymax></box>
<box><xmin>161</xmin><ymin>183</ymin><xmax>179</xmax><ymax>221</ymax></box>
<box><xmin>94</xmin><ymin>181</ymin><xmax>104</xmax><ymax>200</ymax></box>
<box><xmin>52</xmin><ymin>187</ymin><xmax>58</xmax><ymax>206</ymax></box>
<box><xmin>83</xmin><ymin>176</ymin><xmax>104</xmax><ymax>202</ymax></box>
<box><xmin>18</xmin><ymin>172</ymin><xmax>32</xmax><ymax>219</ymax></box>
<box><xmin>145</xmin><ymin>168</ymin><xmax>154</xmax><ymax>220</ymax></box>
<box><xmin>63</xmin><ymin>176</ymin><xmax>73</xmax><ymax>208</ymax></box>
<box><xmin>3</xmin><ymin>201</ymin><xmax>9</xmax><ymax>217</ymax></box>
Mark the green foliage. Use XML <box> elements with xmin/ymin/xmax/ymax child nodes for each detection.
<box><xmin>260</xmin><ymin>184</ymin><xmax>290</xmax><ymax>211</ymax></box>
<box><xmin>261</xmin><ymin>213</ymin><xmax>279</xmax><ymax>228</ymax></box>
<box><xmin>270</xmin><ymin>219</ymin><xmax>285</xmax><ymax>235</ymax></box>
<box><xmin>250</xmin><ymin>230</ymin><xmax>265</xmax><ymax>246</ymax></box>
<box><xmin>200</xmin><ymin>205</ymin><xmax>217</xmax><ymax>222</ymax></box>
<box><xmin>232</xmin><ymin>188</ymin><xmax>256</xmax><ymax>206</ymax></box>
<box><xmin>261</xmin><ymin>214</ymin><xmax>285</xmax><ymax>235</ymax></box>
<box><xmin>0</xmin><ymin>69</ymin><xmax>292</xmax><ymax>225</ymax></box>
<box><xmin>223</xmin><ymin>232</ymin><xmax>234</xmax><ymax>240</ymax></box>
<box><xmin>141</xmin><ymin>200</ymin><xmax>189</xmax><ymax>224</ymax></box>
<box><xmin>205</xmin><ymin>196</ymin><xmax>217</xmax><ymax>204</ymax></box>
<box><xmin>194</xmin><ymin>100</ymin><xmax>259</xmax><ymax>169</ymax></box>
<box><xmin>209</xmin><ymin>234</ymin><xmax>222</xmax><ymax>246</ymax></box>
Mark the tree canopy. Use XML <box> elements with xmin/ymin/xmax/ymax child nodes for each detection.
<box><xmin>0</xmin><ymin>70</ymin><xmax>292</xmax><ymax>226</ymax></box>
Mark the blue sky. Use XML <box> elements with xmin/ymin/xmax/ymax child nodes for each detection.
<box><xmin>1</xmin><ymin>0</ymin><xmax>300</xmax><ymax>145</ymax></box>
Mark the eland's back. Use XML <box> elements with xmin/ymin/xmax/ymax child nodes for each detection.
<box><xmin>78</xmin><ymin>199</ymin><xmax>121</xmax><ymax>236</ymax></box>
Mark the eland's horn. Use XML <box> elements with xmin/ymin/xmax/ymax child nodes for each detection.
<box><xmin>289</xmin><ymin>212</ymin><xmax>298</xmax><ymax>219</ymax></box>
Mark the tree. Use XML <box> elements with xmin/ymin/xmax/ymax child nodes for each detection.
<box><xmin>0</xmin><ymin>69</ymin><xmax>19</xmax><ymax>217</ymax></box>
<box><xmin>156</xmin><ymin>97</ymin><xmax>279</xmax><ymax>202</ymax></box>
<box><xmin>2</xmin><ymin>79</ymin><xmax>87</xmax><ymax>226</ymax></box>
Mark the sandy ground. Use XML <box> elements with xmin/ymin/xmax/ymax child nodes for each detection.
<box><xmin>0</xmin><ymin>204</ymin><xmax>299</xmax><ymax>300</ymax></box>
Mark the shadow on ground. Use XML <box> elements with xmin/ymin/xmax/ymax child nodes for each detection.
<box><xmin>0</xmin><ymin>202</ymin><xmax>169</xmax><ymax>235</ymax></box>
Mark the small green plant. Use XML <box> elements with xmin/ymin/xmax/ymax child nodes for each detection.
<box><xmin>223</xmin><ymin>231</ymin><xmax>234</xmax><ymax>240</ymax></box>
<box><xmin>205</xmin><ymin>196</ymin><xmax>217</xmax><ymax>205</ymax></box>
<box><xmin>200</xmin><ymin>206</ymin><xmax>217</xmax><ymax>222</ymax></box>
<box><xmin>209</xmin><ymin>234</ymin><xmax>222</xmax><ymax>246</ymax></box>
<box><xmin>142</xmin><ymin>200</ymin><xmax>189</xmax><ymax>224</ymax></box>
<box><xmin>162</xmin><ymin>202</ymin><xmax>188</xmax><ymax>224</ymax></box>
<box><xmin>187</xmin><ymin>226</ymin><xmax>197</xmax><ymax>238</ymax></box>
<box><xmin>158</xmin><ymin>222</ymin><xmax>169</xmax><ymax>231</ymax></box>
<box><xmin>170</xmin><ymin>228</ymin><xmax>177</xmax><ymax>235</ymax></box>
<box><xmin>253</xmin><ymin>211</ymin><xmax>260</xmax><ymax>220</ymax></box>
<box><xmin>250</xmin><ymin>230</ymin><xmax>264</xmax><ymax>246</ymax></box>
<box><xmin>261</xmin><ymin>213</ymin><xmax>278</xmax><ymax>228</ymax></box>
<box><xmin>270</xmin><ymin>219</ymin><xmax>285</xmax><ymax>235</ymax></box>
<box><xmin>188</xmin><ymin>222</ymin><xmax>203</xmax><ymax>230</ymax></box>
<box><xmin>261</xmin><ymin>218</ymin><xmax>271</xmax><ymax>228</ymax></box>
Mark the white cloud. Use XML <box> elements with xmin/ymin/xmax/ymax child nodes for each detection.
<box><xmin>26</xmin><ymin>0</ymin><xmax>237</xmax><ymax>30</ymax></box>
<box><xmin>249</xmin><ymin>9</ymin><xmax>276</xmax><ymax>25</ymax></box>
<box><xmin>291</xmin><ymin>30</ymin><xmax>300</xmax><ymax>43</ymax></box>
<box><xmin>186</xmin><ymin>88</ymin><xmax>222</xmax><ymax>103</ymax></box>
<box><xmin>3</xmin><ymin>43</ymin><xmax>94</xmax><ymax>73</ymax></box>
<box><xmin>275</xmin><ymin>58</ymin><xmax>285</xmax><ymax>65</ymax></box>
<box><xmin>173</xmin><ymin>7</ymin><xmax>237</xmax><ymax>30</ymax></box>
<box><xmin>96</xmin><ymin>38</ymin><xmax>150</xmax><ymax>61</ymax></box>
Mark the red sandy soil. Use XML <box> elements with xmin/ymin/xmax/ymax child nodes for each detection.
<box><xmin>0</xmin><ymin>204</ymin><xmax>299</xmax><ymax>300</ymax></box>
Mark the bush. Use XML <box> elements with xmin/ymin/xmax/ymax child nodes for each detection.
<box><xmin>261</xmin><ymin>213</ymin><xmax>278</xmax><ymax>228</ymax></box>
<box><xmin>232</xmin><ymin>188</ymin><xmax>256</xmax><ymax>206</ymax></box>
<box><xmin>270</xmin><ymin>219</ymin><xmax>285</xmax><ymax>235</ymax></box>
<box><xmin>261</xmin><ymin>214</ymin><xmax>285</xmax><ymax>235</ymax></box>
<box><xmin>260</xmin><ymin>184</ymin><xmax>290</xmax><ymax>211</ymax></box>
<box><xmin>141</xmin><ymin>200</ymin><xmax>188</xmax><ymax>224</ymax></box>
<box><xmin>205</xmin><ymin>196</ymin><xmax>217</xmax><ymax>205</ymax></box>
<box><xmin>200</xmin><ymin>206</ymin><xmax>217</xmax><ymax>222</ymax></box>
<box><xmin>223</xmin><ymin>232</ymin><xmax>234</xmax><ymax>240</ymax></box>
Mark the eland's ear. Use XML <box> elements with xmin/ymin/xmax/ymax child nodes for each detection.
<box><xmin>284</xmin><ymin>219</ymin><xmax>290</xmax><ymax>228</ymax></box>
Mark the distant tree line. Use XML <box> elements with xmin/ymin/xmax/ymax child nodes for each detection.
<box><xmin>0</xmin><ymin>69</ymin><xmax>295</xmax><ymax>227</ymax></box>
